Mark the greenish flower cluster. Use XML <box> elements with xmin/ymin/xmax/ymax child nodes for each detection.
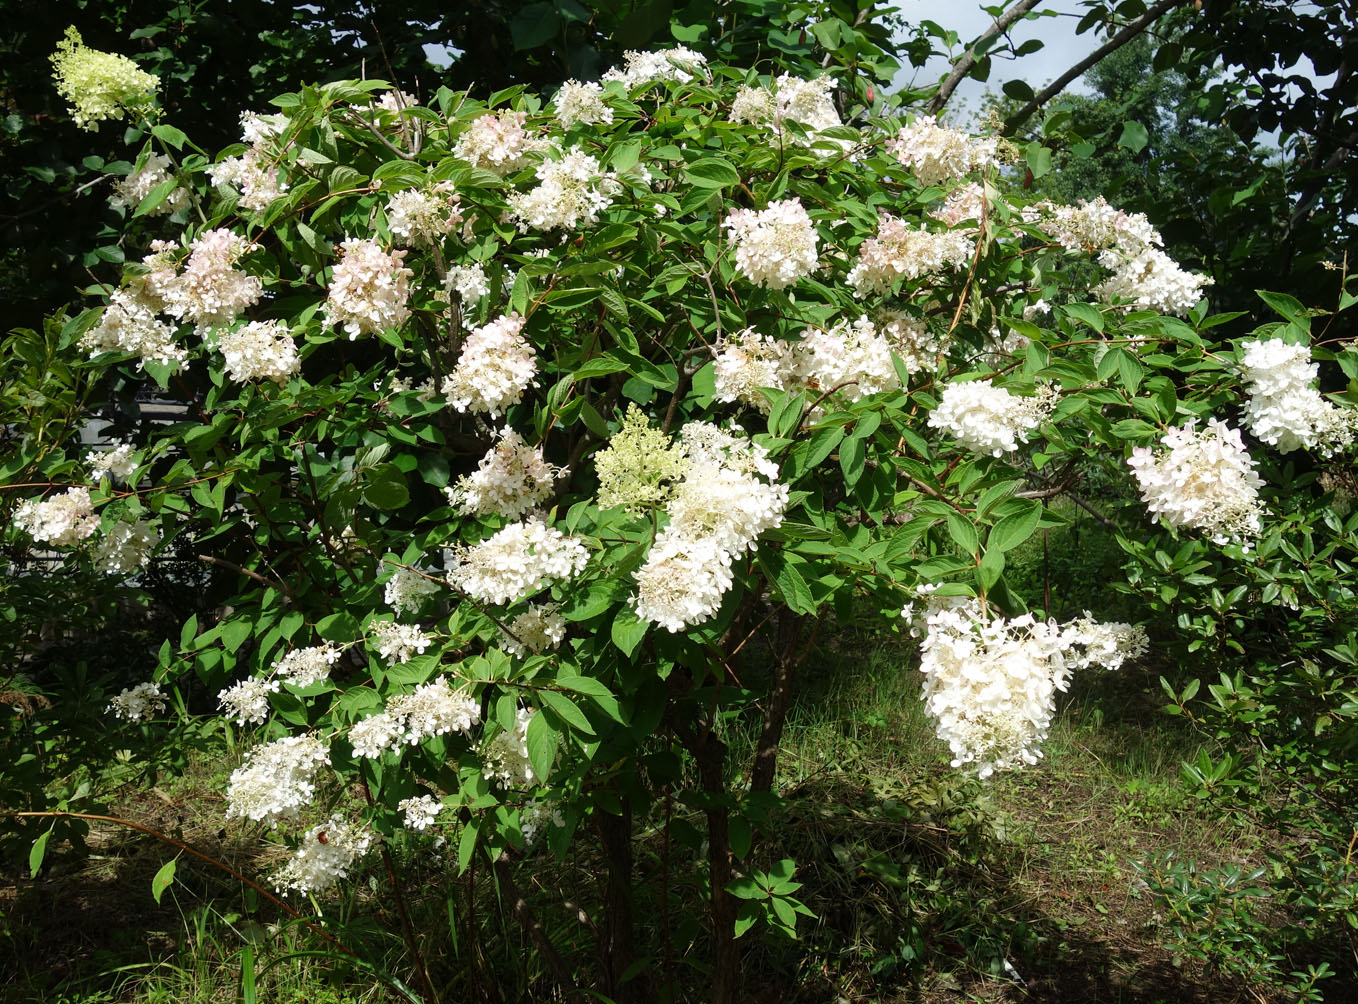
<box><xmin>50</xmin><ymin>26</ymin><xmax>159</xmax><ymax>130</ymax></box>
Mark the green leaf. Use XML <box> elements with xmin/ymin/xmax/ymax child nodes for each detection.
<box><xmin>134</xmin><ymin>178</ymin><xmax>180</xmax><ymax>218</ymax></box>
<box><xmin>1004</xmin><ymin>79</ymin><xmax>1036</xmax><ymax>102</ymax></box>
<box><xmin>946</xmin><ymin>512</ymin><xmax>979</xmax><ymax>555</ymax></box>
<box><xmin>977</xmin><ymin>546</ymin><xmax>1005</xmax><ymax>592</ymax></box>
<box><xmin>364</xmin><ymin>463</ymin><xmax>409</xmax><ymax>510</ymax></box>
<box><xmin>510</xmin><ymin>4</ymin><xmax>560</xmax><ymax>49</ymax></box>
<box><xmin>151</xmin><ymin>857</ymin><xmax>177</xmax><ymax>904</ymax></box>
<box><xmin>684</xmin><ymin>158</ymin><xmax>741</xmax><ymax>189</ymax></box>
<box><xmin>610</xmin><ymin>611</ymin><xmax>648</xmax><ymax>657</ymax></box>
<box><xmin>152</xmin><ymin>124</ymin><xmax>189</xmax><ymax>150</ymax></box>
<box><xmin>1256</xmin><ymin>290</ymin><xmax>1308</xmax><ymax>328</ymax></box>
<box><xmin>316</xmin><ymin>611</ymin><xmax>361</xmax><ymax>643</ymax></box>
<box><xmin>839</xmin><ymin>435</ymin><xmax>865</xmax><ymax>487</ymax></box>
<box><xmin>1117</xmin><ymin>121</ymin><xmax>1149</xmax><ymax>154</ymax></box>
<box><xmin>988</xmin><ymin>502</ymin><xmax>1042</xmax><ymax>552</ymax></box>
<box><xmin>525</xmin><ymin>711</ymin><xmax>558</xmax><ymax>784</ymax></box>
<box><xmin>29</xmin><ymin>830</ymin><xmax>50</xmax><ymax>878</ymax></box>
<box><xmin>540</xmin><ymin>690</ymin><xmax>595</xmax><ymax>735</ymax></box>
<box><xmin>1064</xmin><ymin>303</ymin><xmax>1105</xmax><ymax>332</ymax></box>
<box><xmin>1025</xmin><ymin>142</ymin><xmax>1052</xmax><ymax>179</ymax></box>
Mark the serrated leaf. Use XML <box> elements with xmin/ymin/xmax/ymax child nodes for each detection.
<box><xmin>946</xmin><ymin>512</ymin><xmax>979</xmax><ymax>555</ymax></box>
<box><xmin>364</xmin><ymin>463</ymin><xmax>409</xmax><ymax>510</ymax></box>
<box><xmin>540</xmin><ymin>690</ymin><xmax>595</xmax><ymax>735</ymax></box>
<box><xmin>988</xmin><ymin>502</ymin><xmax>1042</xmax><ymax>552</ymax></box>
<box><xmin>610</xmin><ymin>612</ymin><xmax>648</xmax><ymax>657</ymax></box>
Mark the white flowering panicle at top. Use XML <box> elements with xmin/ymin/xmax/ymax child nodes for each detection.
<box><xmin>275</xmin><ymin>815</ymin><xmax>372</xmax><ymax>894</ymax></box>
<box><xmin>553</xmin><ymin>79</ymin><xmax>614</xmax><ymax>129</ymax></box>
<box><xmin>325</xmin><ymin>238</ymin><xmax>413</xmax><ymax>339</ymax></box>
<box><xmin>929</xmin><ymin>381</ymin><xmax>1057</xmax><ymax>457</ymax></box>
<box><xmin>93</xmin><ymin>517</ymin><xmax>158</xmax><ymax>575</ymax></box>
<box><xmin>602</xmin><ymin>47</ymin><xmax>708</xmax><ymax>88</ymax></box>
<box><xmin>507</xmin><ymin>148</ymin><xmax>624</xmax><ymax>232</ymax></box>
<box><xmin>847</xmin><ymin>214</ymin><xmax>974</xmax><ymax>296</ymax></box>
<box><xmin>453</xmin><ymin>110</ymin><xmax>547</xmax><ymax>176</ymax></box>
<box><xmin>730</xmin><ymin>73</ymin><xmax>845</xmax><ymax>148</ymax></box>
<box><xmin>384</xmin><ymin>566</ymin><xmax>441</xmax><ymax>617</ymax></box>
<box><xmin>107</xmin><ymin>681</ymin><xmax>167</xmax><ymax>721</ymax></box>
<box><xmin>88</xmin><ymin>442</ymin><xmax>137</xmax><ymax>482</ymax></box>
<box><xmin>1029</xmin><ymin>196</ymin><xmax>1160</xmax><ymax>254</ymax></box>
<box><xmin>447</xmin><ymin>516</ymin><xmax>589</xmax><ymax>606</ymax></box>
<box><xmin>50</xmin><ymin>27</ymin><xmax>158</xmax><ymax>130</ymax></box>
<box><xmin>886</xmin><ymin>115</ymin><xmax>998</xmax><ymax>187</ymax></box>
<box><xmin>724</xmin><ymin>199</ymin><xmax>820</xmax><ymax>290</ymax></box>
<box><xmin>1239</xmin><ymin>337</ymin><xmax>1356</xmax><ymax>455</ymax></box>
<box><xmin>385</xmin><ymin>185</ymin><xmax>462</xmax><ymax>247</ymax></box>
<box><xmin>482</xmin><ymin>707</ymin><xmax>540</xmax><ymax>787</ymax></box>
<box><xmin>110</xmin><ymin>153</ymin><xmax>189</xmax><ymax>216</ymax></box>
<box><xmin>15</xmin><ymin>487</ymin><xmax>99</xmax><ymax>548</ymax></box>
<box><xmin>446</xmin><ymin>428</ymin><xmax>563</xmax><ymax>519</ymax></box>
<box><xmin>1127</xmin><ymin>418</ymin><xmax>1264</xmax><ymax>546</ymax></box>
<box><xmin>501</xmin><ymin>602</ymin><xmax>567</xmax><ymax>657</ymax></box>
<box><xmin>907</xmin><ymin>597</ymin><xmax>1146</xmax><ymax>778</ymax></box>
<box><xmin>225</xmin><ymin>734</ymin><xmax>331</xmax><ymax>827</ymax></box>
<box><xmin>216</xmin><ymin>320</ymin><xmax>300</xmax><ymax>384</ymax></box>
<box><xmin>441</xmin><ymin>314</ymin><xmax>538</xmax><ymax>417</ymax></box>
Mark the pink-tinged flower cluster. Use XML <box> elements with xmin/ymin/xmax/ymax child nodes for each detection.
<box><xmin>110</xmin><ymin>153</ymin><xmax>189</xmax><ymax>216</ymax></box>
<box><xmin>445</xmin><ymin>428</ymin><xmax>563</xmax><ymax>518</ymax></box>
<box><xmin>1240</xmin><ymin>337</ymin><xmax>1357</xmax><ymax>455</ymax></box>
<box><xmin>886</xmin><ymin>115</ymin><xmax>998</xmax><ymax>187</ymax></box>
<box><xmin>724</xmin><ymin>199</ymin><xmax>819</xmax><ymax>290</ymax></box>
<box><xmin>930</xmin><ymin>182</ymin><xmax>986</xmax><ymax>228</ymax></box>
<box><xmin>151</xmin><ymin>229</ymin><xmax>263</xmax><ymax>330</ymax></box>
<box><xmin>441</xmin><ymin>314</ymin><xmax>538</xmax><ymax>417</ymax></box>
<box><xmin>325</xmin><ymin>238</ymin><xmax>413</xmax><ymax>339</ymax></box>
<box><xmin>15</xmin><ymin>487</ymin><xmax>99</xmax><ymax>547</ymax></box>
<box><xmin>385</xmin><ymin>185</ymin><xmax>462</xmax><ymax>247</ymax></box>
<box><xmin>928</xmin><ymin>381</ymin><xmax>1057</xmax><ymax>457</ymax></box>
<box><xmin>208</xmin><ymin>112</ymin><xmax>291</xmax><ymax>212</ymax></box>
<box><xmin>848</xmin><ymin>214</ymin><xmax>973</xmax><ymax>296</ymax></box>
<box><xmin>454</xmin><ymin>110</ymin><xmax>546</xmax><ymax>176</ymax></box>
<box><xmin>1127</xmin><ymin>419</ymin><xmax>1264</xmax><ymax>546</ymax></box>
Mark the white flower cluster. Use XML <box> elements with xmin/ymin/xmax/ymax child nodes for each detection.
<box><xmin>384</xmin><ymin>566</ymin><xmax>441</xmax><ymax>617</ymax></box>
<box><xmin>930</xmin><ymin>182</ymin><xmax>986</xmax><ymax>228</ymax></box>
<box><xmin>520</xmin><ymin>799</ymin><xmax>565</xmax><ymax>848</ymax></box>
<box><xmin>216</xmin><ymin>320</ymin><xmax>300</xmax><ymax>384</ymax></box>
<box><xmin>445</xmin><ymin>428</ymin><xmax>562</xmax><ymax>518</ymax></box>
<box><xmin>349</xmin><ymin>679</ymin><xmax>481</xmax><ymax>758</ymax></box>
<box><xmin>93</xmin><ymin>517</ymin><xmax>158</xmax><ymax>574</ymax></box>
<box><xmin>602</xmin><ymin>47</ymin><xmax>708</xmax><ymax>88</ymax></box>
<box><xmin>553</xmin><ymin>79</ymin><xmax>614</xmax><ymax>129</ymax></box>
<box><xmin>218</xmin><ymin>676</ymin><xmax>281</xmax><ymax>726</ymax></box>
<box><xmin>1127</xmin><ymin>418</ymin><xmax>1264</xmax><ymax>546</ymax></box>
<box><xmin>226</xmin><ymin>735</ymin><xmax>331</xmax><ymax>826</ymax></box>
<box><xmin>482</xmin><ymin>708</ymin><xmax>539</xmax><ymax>787</ymax></box>
<box><xmin>275</xmin><ymin>816</ymin><xmax>372</xmax><ymax>894</ymax></box>
<box><xmin>878</xmin><ymin>311</ymin><xmax>941</xmax><ymax>377</ymax></box>
<box><xmin>446</xmin><ymin>263</ymin><xmax>490</xmax><ymax>306</ymax></box>
<box><xmin>273</xmin><ymin>644</ymin><xmax>342</xmax><ymax>688</ymax></box>
<box><xmin>441</xmin><ymin>314</ymin><xmax>538</xmax><ymax>417</ymax></box>
<box><xmin>325</xmin><ymin>238</ymin><xmax>413</xmax><ymax>339</ymax></box>
<box><xmin>502</xmin><ymin>602</ymin><xmax>567</xmax><ymax>657</ymax></box>
<box><xmin>385</xmin><ymin>185</ymin><xmax>462</xmax><ymax>247</ymax></box>
<box><xmin>847</xmin><ymin>214</ymin><xmax>973</xmax><ymax>296</ymax></box>
<box><xmin>110</xmin><ymin>153</ymin><xmax>189</xmax><ymax>216</ymax></box>
<box><xmin>107</xmin><ymin>681</ymin><xmax>166</xmax><ymax>721</ymax></box>
<box><xmin>928</xmin><ymin>381</ymin><xmax>1057</xmax><ymax>457</ymax></box>
<box><xmin>634</xmin><ymin>424</ymin><xmax>788</xmax><ymax>631</ymax></box>
<box><xmin>886</xmin><ymin>115</ymin><xmax>998</xmax><ymax>187</ymax></box>
<box><xmin>712</xmin><ymin>328</ymin><xmax>792</xmax><ymax>411</ymax></box>
<box><xmin>145</xmin><ymin>229</ymin><xmax>263</xmax><ymax>332</ymax></box>
<box><xmin>1029</xmin><ymin>196</ymin><xmax>1160</xmax><ymax>254</ymax></box>
<box><xmin>207</xmin><ymin>111</ymin><xmax>292</xmax><ymax>211</ymax></box>
<box><xmin>729</xmin><ymin>74</ymin><xmax>844</xmax><ymax>147</ymax></box>
<box><xmin>454</xmin><ymin>110</ymin><xmax>546</xmax><ymax>176</ymax></box>
<box><xmin>909</xmin><ymin>598</ymin><xmax>1145</xmax><ymax>778</ymax></box>
<box><xmin>399</xmin><ymin>794</ymin><xmax>442</xmax><ymax>831</ymax></box>
<box><xmin>447</xmin><ymin>517</ymin><xmax>588</xmax><ymax>606</ymax></box>
<box><xmin>1240</xmin><ymin>337</ymin><xmax>1356</xmax><ymax>455</ymax></box>
<box><xmin>508</xmin><ymin>148</ymin><xmax>622</xmax><ymax>232</ymax></box>
<box><xmin>50</xmin><ymin>27</ymin><xmax>158</xmax><ymax>130</ymax></box>
<box><xmin>15</xmin><ymin>487</ymin><xmax>98</xmax><ymax>547</ymax></box>
<box><xmin>1093</xmin><ymin>246</ymin><xmax>1212</xmax><ymax>316</ymax></box>
<box><xmin>369</xmin><ymin>620</ymin><xmax>432</xmax><ymax>665</ymax></box>
<box><xmin>724</xmin><ymin>199</ymin><xmax>819</xmax><ymax>290</ymax></box>
<box><xmin>88</xmin><ymin>442</ymin><xmax>137</xmax><ymax>482</ymax></box>
<box><xmin>79</xmin><ymin>282</ymin><xmax>184</xmax><ymax>367</ymax></box>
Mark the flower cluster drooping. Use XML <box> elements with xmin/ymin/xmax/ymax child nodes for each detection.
<box><xmin>50</xmin><ymin>27</ymin><xmax>159</xmax><ymax>130</ymax></box>
<box><xmin>907</xmin><ymin>595</ymin><xmax>1147</xmax><ymax>778</ymax></box>
<box><xmin>928</xmin><ymin>381</ymin><xmax>1058</xmax><ymax>457</ymax></box>
<box><xmin>847</xmin><ymin>214</ymin><xmax>973</xmax><ymax>295</ymax></box>
<box><xmin>508</xmin><ymin>148</ymin><xmax>623</xmax><ymax>232</ymax></box>
<box><xmin>216</xmin><ymin>321</ymin><xmax>300</xmax><ymax>384</ymax></box>
<box><xmin>886</xmin><ymin>115</ymin><xmax>998</xmax><ymax>187</ymax></box>
<box><xmin>724</xmin><ymin>199</ymin><xmax>820</xmax><ymax>290</ymax></box>
<box><xmin>447</xmin><ymin>517</ymin><xmax>588</xmax><ymax>606</ymax></box>
<box><xmin>226</xmin><ymin>735</ymin><xmax>331</xmax><ymax>826</ymax></box>
<box><xmin>482</xmin><ymin>708</ymin><xmax>539</xmax><ymax>787</ymax></box>
<box><xmin>15</xmin><ymin>487</ymin><xmax>99</xmax><ymax>548</ymax></box>
<box><xmin>445</xmin><ymin>428</ymin><xmax>562</xmax><ymax>519</ymax></box>
<box><xmin>107</xmin><ymin>681</ymin><xmax>167</xmax><ymax>721</ymax></box>
<box><xmin>1127</xmin><ymin>419</ymin><xmax>1264</xmax><ymax>546</ymax></box>
<box><xmin>633</xmin><ymin>423</ymin><xmax>789</xmax><ymax>631</ymax></box>
<box><xmin>275</xmin><ymin>815</ymin><xmax>372</xmax><ymax>894</ymax></box>
<box><xmin>602</xmin><ymin>47</ymin><xmax>708</xmax><ymax>88</ymax></box>
<box><xmin>79</xmin><ymin>283</ymin><xmax>184</xmax><ymax>367</ymax></box>
<box><xmin>441</xmin><ymin>314</ymin><xmax>538</xmax><ymax>417</ymax></box>
<box><xmin>1092</xmin><ymin>246</ymin><xmax>1212</xmax><ymax>316</ymax></box>
<box><xmin>349</xmin><ymin>679</ymin><xmax>481</xmax><ymax>759</ymax></box>
<box><xmin>1240</xmin><ymin>337</ymin><xmax>1356</xmax><ymax>455</ymax></box>
<box><xmin>92</xmin><ymin>517</ymin><xmax>158</xmax><ymax>575</ymax></box>
<box><xmin>325</xmin><ymin>238</ymin><xmax>413</xmax><ymax>339</ymax></box>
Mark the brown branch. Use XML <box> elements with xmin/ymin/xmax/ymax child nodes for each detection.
<box><xmin>197</xmin><ymin>553</ymin><xmax>293</xmax><ymax>598</ymax></box>
<box><xmin>490</xmin><ymin>850</ymin><xmax>580</xmax><ymax>996</ymax></box>
<box><xmin>928</xmin><ymin>0</ymin><xmax>1047</xmax><ymax>115</ymax></box>
<box><xmin>1002</xmin><ymin>0</ymin><xmax>1192</xmax><ymax>135</ymax></box>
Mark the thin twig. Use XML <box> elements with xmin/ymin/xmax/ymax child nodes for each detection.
<box><xmin>928</xmin><ymin>0</ymin><xmax>1047</xmax><ymax>115</ymax></box>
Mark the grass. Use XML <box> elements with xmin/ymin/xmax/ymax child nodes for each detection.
<box><xmin>3</xmin><ymin>631</ymin><xmax>1343</xmax><ymax>1004</ymax></box>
